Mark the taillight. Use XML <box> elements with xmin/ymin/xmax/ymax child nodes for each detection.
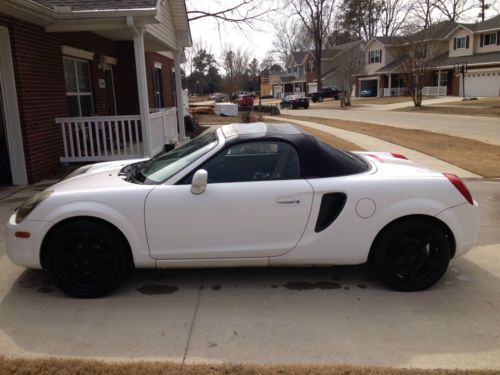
<box><xmin>391</xmin><ymin>153</ymin><xmax>408</xmax><ymax>160</ymax></box>
<box><xmin>444</xmin><ymin>173</ymin><xmax>474</xmax><ymax>205</ymax></box>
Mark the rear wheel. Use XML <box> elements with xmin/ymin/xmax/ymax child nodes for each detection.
<box><xmin>45</xmin><ymin>220</ymin><xmax>132</xmax><ymax>298</ymax></box>
<box><xmin>371</xmin><ymin>218</ymin><xmax>450</xmax><ymax>291</ymax></box>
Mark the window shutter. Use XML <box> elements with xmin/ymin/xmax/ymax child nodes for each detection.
<box><xmin>466</xmin><ymin>35</ymin><xmax>470</xmax><ymax>48</ymax></box>
<box><xmin>497</xmin><ymin>31</ymin><xmax>500</xmax><ymax>45</ymax></box>
<box><xmin>380</xmin><ymin>49</ymin><xmax>382</xmax><ymax>62</ymax></box>
<box><xmin>480</xmin><ymin>34</ymin><xmax>484</xmax><ymax>47</ymax></box>
<box><xmin>453</xmin><ymin>38</ymin><xmax>457</xmax><ymax>50</ymax></box>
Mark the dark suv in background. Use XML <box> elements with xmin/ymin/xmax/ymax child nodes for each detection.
<box><xmin>309</xmin><ymin>86</ymin><xmax>342</xmax><ymax>102</ymax></box>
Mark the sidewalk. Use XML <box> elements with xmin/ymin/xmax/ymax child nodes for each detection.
<box><xmin>266</xmin><ymin>116</ymin><xmax>480</xmax><ymax>178</ymax></box>
<box><xmin>358</xmin><ymin>96</ymin><xmax>463</xmax><ymax>111</ymax></box>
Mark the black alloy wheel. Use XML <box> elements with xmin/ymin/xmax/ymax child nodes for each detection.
<box><xmin>372</xmin><ymin>218</ymin><xmax>451</xmax><ymax>291</ymax></box>
<box><xmin>45</xmin><ymin>220</ymin><xmax>132</xmax><ymax>298</ymax></box>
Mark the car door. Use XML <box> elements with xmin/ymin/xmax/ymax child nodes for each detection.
<box><xmin>145</xmin><ymin>140</ymin><xmax>314</xmax><ymax>260</ymax></box>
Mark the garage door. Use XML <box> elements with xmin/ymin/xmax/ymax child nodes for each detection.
<box><xmin>359</xmin><ymin>79</ymin><xmax>378</xmax><ymax>96</ymax></box>
<box><xmin>462</xmin><ymin>70</ymin><xmax>500</xmax><ymax>97</ymax></box>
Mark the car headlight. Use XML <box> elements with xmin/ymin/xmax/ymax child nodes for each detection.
<box><xmin>15</xmin><ymin>190</ymin><xmax>53</xmax><ymax>224</ymax></box>
<box><xmin>64</xmin><ymin>165</ymin><xmax>92</xmax><ymax>180</ymax></box>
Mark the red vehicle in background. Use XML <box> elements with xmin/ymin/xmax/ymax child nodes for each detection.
<box><xmin>235</xmin><ymin>94</ymin><xmax>254</xmax><ymax>107</ymax></box>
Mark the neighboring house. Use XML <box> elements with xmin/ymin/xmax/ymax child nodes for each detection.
<box><xmin>0</xmin><ymin>0</ymin><xmax>191</xmax><ymax>185</ymax></box>
<box><xmin>437</xmin><ymin>15</ymin><xmax>500</xmax><ymax>97</ymax></box>
<box><xmin>272</xmin><ymin>42</ymin><xmax>365</xmax><ymax>98</ymax></box>
<box><xmin>358</xmin><ymin>15</ymin><xmax>500</xmax><ymax>98</ymax></box>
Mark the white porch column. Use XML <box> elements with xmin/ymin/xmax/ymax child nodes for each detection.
<box><xmin>437</xmin><ymin>70</ymin><xmax>441</xmax><ymax>96</ymax></box>
<box><xmin>377</xmin><ymin>77</ymin><xmax>381</xmax><ymax>97</ymax></box>
<box><xmin>174</xmin><ymin>50</ymin><xmax>187</xmax><ymax>142</ymax></box>
<box><xmin>133</xmin><ymin>30</ymin><xmax>152</xmax><ymax>157</ymax></box>
<box><xmin>388</xmin><ymin>74</ymin><xmax>392</xmax><ymax>97</ymax></box>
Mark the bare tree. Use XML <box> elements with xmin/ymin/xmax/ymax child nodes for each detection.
<box><xmin>411</xmin><ymin>0</ymin><xmax>437</xmax><ymax>28</ymax></box>
<box><xmin>186</xmin><ymin>0</ymin><xmax>278</xmax><ymax>31</ymax></box>
<box><xmin>221</xmin><ymin>46</ymin><xmax>250</xmax><ymax>96</ymax></box>
<box><xmin>380</xmin><ymin>0</ymin><xmax>414</xmax><ymax>37</ymax></box>
<box><xmin>435</xmin><ymin>0</ymin><xmax>475</xmax><ymax>21</ymax></box>
<box><xmin>336</xmin><ymin>44</ymin><xmax>364</xmax><ymax>105</ymax></box>
<box><xmin>290</xmin><ymin>0</ymin><xmax>336</xmax><ymax>90</ymax></box>
<box><xmin>396</xmin><ymin>27</ymin><xmax>442</xmax><ymax>106</ymax></box>
<box><xmin>273</xmin><ymin>18</ymin><xmax>314</xmax><ymax>63</ymax></box>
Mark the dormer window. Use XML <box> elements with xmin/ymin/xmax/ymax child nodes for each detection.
<box><xmin>480</xmin><ymin>32</ymin><xmax>498</xmax><ymax>47</ymax></box>
<box><xmin>454</xmin><ymin>36</ymin><xmax>469</xmax><ymax>49</ymax></box>
<box><xmin>368</xmin><ymin>49</ymin><xmax>382</xmax><ymax>64</ymax></box>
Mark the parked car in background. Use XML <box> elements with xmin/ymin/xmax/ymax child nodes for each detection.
<box><xmin>235</xmin><ymin>94</ymin><xmax>254</xmax><ymax>108</ymax></box>
<box><xmin>6</xmin><ymin>123</ymin><xmax>480</xmax><ymax>297</ymax></box>
<box><xmin>280</xmin><ymin>95</ymin><xmax>309</xmax><ymax>109</ymax></box>
<box><xmin>309</xmin><ymin>86</ymin><xmax>342</xmax><ymax>102</ymax></box>
<box><xmin>209</xmin><ymin>93</ymin><xmax>229</xmax><ymax>102</ymax></box>
<box><xmin>360</xmin><ymin>89</ymin><xmax>377</xmax><ymax>97</ymax></box>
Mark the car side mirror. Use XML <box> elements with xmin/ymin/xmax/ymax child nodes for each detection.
<box><xmin>191</xmin><ymin>169</ymin><xmax>208</xmax><ymax>195</ymax></box>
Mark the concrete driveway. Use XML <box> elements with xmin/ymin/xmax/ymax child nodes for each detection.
<box><xmin>281</xmin><ymin>108</ymin><xmax>500</xmax><ymax>146</ymax></box>
<box><xmin>0</xmin><ymin>181</ymin><xmax>499</xmax><ymax>369</ymax></box>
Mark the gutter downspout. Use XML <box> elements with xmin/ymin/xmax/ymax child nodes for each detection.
<box><xmin>127</xmin><ymin>16</ymin><xmax>153</xmax><ymax>157</ymax></box>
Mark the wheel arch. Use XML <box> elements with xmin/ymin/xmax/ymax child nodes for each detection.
<box><xmin>40</xmin><ymin>216</ymin><xmax>133</xmax><ymax>269</ymax></box>
<box><xmin>367</xmin><ymin>214</ymin><xmax>456</xmax><ymax>265</ymax></box>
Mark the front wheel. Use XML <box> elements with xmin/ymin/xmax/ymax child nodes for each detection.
<box><xmin>371</xmin><ymin>218</ymin><xmax>450</xmax><ymax>291</ymax></box>
<box><xmin>45</xmin><ymin>220</ymin><xmax>132</xmax><ymax>298</ymax></box>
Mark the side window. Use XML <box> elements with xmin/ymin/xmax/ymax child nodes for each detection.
<box><xmin>182</xmin><ymin>141</ymin><xmax>301</xmax><ymax>184</ymax></box>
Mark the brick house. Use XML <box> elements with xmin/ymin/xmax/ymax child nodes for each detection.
<box><xmin>0</xmin><ymin>0</ymin><xmax>191</xmax><ymax>185</ymax></box>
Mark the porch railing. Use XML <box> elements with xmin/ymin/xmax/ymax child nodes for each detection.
<box><xmin>383</xmin><ymin>87</ymin><xmax>408</xmax><ymax>97</ymax></box>
<box><xmin>56</xmin><ymin>115</ymin><xmax>143</xmax><ymax>163</ymax></box>
<box><xmin>56</xmin><ymin>108</ymin><xmax>178</xmax><ymax>163</ymax></box>
<box><xmin>149</xmin><ymin>108</ymin><xmax>178</xmax><ymax>155</ymax></box>
<box><xmin>422</xmin><ymin>86</ymin><xmax>447</xmax><ymax>96</ymax></box>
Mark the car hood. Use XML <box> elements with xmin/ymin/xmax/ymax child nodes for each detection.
<box><xmin>51</xmin><ymin>159</ymin><xmax>148</xmax><ymax>192</ymax></box>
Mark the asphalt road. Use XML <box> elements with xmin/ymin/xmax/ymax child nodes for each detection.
<box><xmin>0</xmin><ymin>180</ymin><xmax>499</xmax><ymax>369</ymax></box>
<box><xmin>281</xmin><ymin>107</ymin><xmax>500</xmax><ymax>146</ymax></box>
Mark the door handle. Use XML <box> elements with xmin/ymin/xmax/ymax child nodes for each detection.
<box><xmin>276</xmin><ymin>197</ymin><xmax>301</xmax><ymax>205</ymax></box>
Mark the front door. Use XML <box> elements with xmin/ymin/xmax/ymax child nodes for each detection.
<box><xmin>145</xmin><ymin>140</ymin><xmax>314</xmax><ymax>259</ymax></box>
<box><xmin>104</xmin><ymin>67</ymin><xmax>117</xmax><ymax>116</ymax></box>
<box><xmin>0</xmin><ymin>80</ymin><xmax>12</xmax><ymax>185</ymax></box>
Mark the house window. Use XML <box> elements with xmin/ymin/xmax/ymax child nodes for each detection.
<box><xmin>454</xmin><ymin>36</ymin><xmax>469</xmax><ymax>49</ymax></box>
<box><xmin>152</xmin><ymin>65</ymin><xmax>165</xmax><ymax>109</ymax></box>
<box><xmin>307</xmin><ymin>61</ymin><xmax>315</xmax><ymax>73</ymax></box>
<box><xmin>368</xmin><ymin>49</ymin><xmax>382</xmax><ymax>64</ymax></box>
<box><xmin>63</xmin><ymin>57</ymin><xmax>94</xmax><ymax>117</ymax></box>
<box><xmin>440</xmin><ymin>72</ymin><xmax>448</xmax><ymax>87</ymax></box>
<box><xmin>482</xmin><ymin>32</ymin><xmax>497</xmax><ymax>46</ymax></box>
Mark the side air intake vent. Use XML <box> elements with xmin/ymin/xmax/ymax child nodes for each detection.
<box><xmin>315</xmin><ymin>193</ymin><xmax>347</xmax><ymax>233</ymax></box>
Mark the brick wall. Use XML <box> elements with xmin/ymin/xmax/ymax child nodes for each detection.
<box><xmin>0</xmin><ymin>14</ymin><xmax>120</xmax><ymax>183</ymax></box>
<box><xmin>145</xmin><ymin>52</ymin><xmax>175</xmax><ymax>109</ymax></box>
<box><xmin>0</xmin><ymin>14</ymin><xmax>177</xmax><ymax>184</ymax></box>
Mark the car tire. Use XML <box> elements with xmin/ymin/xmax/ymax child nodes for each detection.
<box><xmin>318</xmin><ymin>97</ymin><xmax>324</xmax><ymax>102</ymax></box>
<box><xmin>45</xmin><ymin>219</ymin><xmax>132</xmax><ymax>298</ymax></box>
<box><xmin>304</xmin><ymin>105</ymin><xmax>309</xmax><ymax>109</ymax></box>
<box><xmin>371</xmin><ymin>218</ymin><xmax>450</xmax><ymax>291</ymax></box>
<box><xmin>292</xmin><ymin>104</ymin><xmax>297</xmax><ymax>109</ymax></box>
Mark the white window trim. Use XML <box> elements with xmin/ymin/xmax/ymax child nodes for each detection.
<box><xmin>61</xmin><ymin>46</ymin><xmax>94</xmax><ymax>61</ymax></box>
<box><xmin>456</xmin><ymin>37</ymin><xmax>467</xmax><ymax>49</ymax></box>
<box><xmin>64</xmin><ymin>57</ymin><xmax>94</xmax><ymax>117</ymax></box>
<box><xmin>368</xmin><ymin>49</ymin><xmax>381</xmax><ymax>64</ymax></box>
<box><xmin>0</xmin><ymin>27</ymin><xmax>28</xmax><ymax>185</ymax></box>
<box><xmin>483</xmin><ymin>32</ymin><xmax>497</xmax><ymax>46</ymax></box>
<box><xmin>154</xmin><ymin>62</ymin><xmax>163</xmax><ymax>69</ymax></box>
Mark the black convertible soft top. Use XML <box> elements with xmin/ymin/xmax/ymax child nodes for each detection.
<box><xmin>221</xmin><ymin>123</ymin><xmax>369</xmax><ymax>179</ymax></box>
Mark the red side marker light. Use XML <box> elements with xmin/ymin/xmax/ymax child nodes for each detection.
<box><xmin>15</xmin><ymin>231</ymin><xmax>31</xmax><ymax>239</ymax></box>
<box><xmin>444</xmin><ymin>173</ymin><xmax>474</xmax><ymax>205</ymax></box>
<box><xmin>391</xmin><ymin>153</ymin><xmax>408</xmax><ymax>160</ymax></box>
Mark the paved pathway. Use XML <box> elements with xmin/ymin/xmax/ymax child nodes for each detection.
<box><xmin>355</xmin><ymin>96</ymin><xmax>463</xmax><ymax>111</ymax></box>
<box><xmin>267</xmin><ymin>116</ymin><xmax>479</xmax><ymax>178</ymax></box>
<box><xmin>281</xmin><ymin>107</ymin><xmax>500</xmax><ymax>145</ymax></box>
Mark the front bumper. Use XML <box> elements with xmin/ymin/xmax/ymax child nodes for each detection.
<box><xmin>436</xmin><ymin>202</ymin><xmax>480</xmax><ymax>258</ymax></box>
<box><xmin>5</xmin><ymin>212</ymin><xmax>53</xmax><ymax>269</ymax></box>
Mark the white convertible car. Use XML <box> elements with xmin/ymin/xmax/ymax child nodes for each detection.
<box><xmin>6</xmin><ymin>123</ymin><xmax>479</xmax><ymax>297</ymax></box>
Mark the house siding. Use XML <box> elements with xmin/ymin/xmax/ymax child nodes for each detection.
<box><xmin>449</xmin><ymin>29</ymin><xmax>474</xmax><ymax>57</ymax></box>
<box><xmin>146</xmin><ymin>0</ymin><xmax>177</xmax><ymax>51</ymax></box>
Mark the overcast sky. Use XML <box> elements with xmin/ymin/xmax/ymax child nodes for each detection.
<box><xmin>186</xmin><ymin>0</ymin><xmax>500</xmax><ymax>66</ymax></box>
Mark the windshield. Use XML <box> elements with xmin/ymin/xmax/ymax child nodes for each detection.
<box><xmin>135</xmin><ymin>130</ymin><xmax>219</xmax><ymax>185</ymax></box>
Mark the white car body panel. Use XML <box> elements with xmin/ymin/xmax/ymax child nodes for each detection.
<box><xmin>5</xmin><ymin>126</ymin><xmax>480</xmax><ymax>274</ymax></box>
<box><xmin>145</xmin><ymin>180</ymin><xmax>313</xmax><ymax>259</ymax></box>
